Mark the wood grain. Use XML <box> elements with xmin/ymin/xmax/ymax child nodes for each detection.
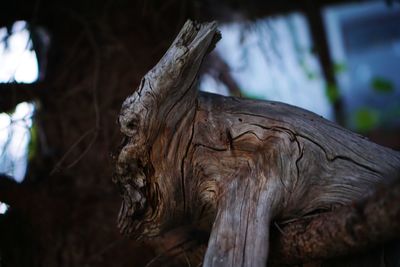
<box><xmin>114</xmin><ymin>20</ymin><xmax>400</xmax><ymax>266</ymax></box>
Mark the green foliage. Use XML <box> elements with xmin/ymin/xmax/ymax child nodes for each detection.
<box><xmin>306</xmin><ymin>72</ymin><xmax>317</xmax><ymax>80</ymax></box>
<box><xmin>354</xmin><ymin>108</ymin><xmax>379</xmax><ymax>133</ymax></box>
<box><xmin>326</xmin><ymin>83</ymin><xmax>340</xmax><ymax>103</ymax></box>
<box><xmin>28</xmin><ymin>123</ymin><xmax>38</xmax><ymax>161</ymax></box>
<box><xmin>242</xmin><ymin>90</ymin><xmax>264</xmax><ymax>100</ymax></box>
<box><xmin>333</xmin><ymin>62</ymin><xmax>347</xmax><ymax>74</ymax></box>
<box><xmin>299</xmin><ymin>59</ymin><xmax>317</xmax><ymax>80</ymax></box>
<box><xmin>371</xmin><ymin>77</ymin><xmax>394</xmax><ymax>93</ymax></box>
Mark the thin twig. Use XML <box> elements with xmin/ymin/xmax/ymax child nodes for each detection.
<box><xmin>49</xmin><ymin>9</ymin><xmax>102</xmax><ymax>173</ymax></box>
<box><xmin>85</xmin><ymin>238</ymin><xmax>124</xmax><ymax>265</ymax></box>
<box><xmin>50</xmin><ymin>129</ymin><xmax>95</xmax><ymax>175</ymax></box>
<box><xmin>274</xmin><ymin>221</ymin><xmax>285</xmax><ymax>235</ymax></box>
<box><xmin>144</xmin><ymin>239</ymin><xmax>194</xmax><ymax>267</ymax></box>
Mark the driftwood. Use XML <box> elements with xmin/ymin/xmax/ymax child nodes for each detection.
<box><xmin>269</xmin><ymin>179</ymin><xmax>400</xmax><ymax>265</ymax></box>
<box><xmin>113</xmin><ymin>20</ymin><xmax>400</xmax><ymax>266</ymax></box>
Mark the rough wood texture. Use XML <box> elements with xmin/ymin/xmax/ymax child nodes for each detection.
<box><xmin>270</xmin><ymin>179</ymin><xmax>400</xmax><ymax>265</ymax></box>
<box><xmin>114</xmin><ymin>20</ymin><xmax>400</xmax><ymax>266</ymax></box>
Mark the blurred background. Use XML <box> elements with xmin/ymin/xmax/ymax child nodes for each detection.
<box><xmin>0</xmin><ymin>0</ymin><xmax>399</xmax><ymax>266</ymax></box>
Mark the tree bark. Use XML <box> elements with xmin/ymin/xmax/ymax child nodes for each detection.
<box><xmin>114</xmin><ymin>20</ymin><xmax>400</xmax><ymax>267</ymax></box>
<box><xmin>270</xmin><ymin>179</ymin><xmax>400</xmax><ymax>265</ymax></box>
<box><xmin>204</xmin><ymin>174</ymin><xmax>279</xmax><ymax>266</ymax></box>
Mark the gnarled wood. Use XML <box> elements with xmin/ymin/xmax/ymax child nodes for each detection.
<box><xmin>270</xmin><ymin>179</ymin><xmax>400</xmax><ymax>265</ymax></box>
<box><xmin>114</xmin><ymin>20</ymin><xmax>400</xmax><ymax>266</ymax></box>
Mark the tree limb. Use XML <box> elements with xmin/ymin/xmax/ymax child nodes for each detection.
<box><xmin>202</xmin><ymin>52</ymin><xmax>242</xmax><ymax>97</ymax></box>
<box><xmin>204</xmin><ymin>174</ymin><xmax>281</xmax><ymax>266</ymax></box>
<box><xmin>114</xmin><ymin>20</ymin><xmax>400</xmax><ymax>267</ymax></box>
<box><xmin>270</xmin><ymin>179</ymin><xmax>400</xmax><ymax>265</ymax></box>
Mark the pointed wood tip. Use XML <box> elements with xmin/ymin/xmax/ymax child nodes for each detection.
<box><xmin>173</xmin><ymin>20</ymin><xmax>220</xmax><ymax>55</ymax></box>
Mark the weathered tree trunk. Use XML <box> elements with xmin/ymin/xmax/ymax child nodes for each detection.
<box><xmin>114</xmin><ymin>20</ymin><xmax>400</xmax><ymax>266</ymax></box>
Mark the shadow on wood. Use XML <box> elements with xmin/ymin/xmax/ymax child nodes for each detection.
<box><xmin>113</xmin><ymin>20</ymin><xmax>400</xmax><ymax>267</ymax></box>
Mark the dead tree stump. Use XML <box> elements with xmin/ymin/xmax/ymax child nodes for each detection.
<box><xmin>113</xmin><ymin>20</ymin><xmax>400</xmax><ymax>266</ymax></box>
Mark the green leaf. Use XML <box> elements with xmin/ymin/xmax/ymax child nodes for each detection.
<box><xmin>299</xmin><ymin>59</ymin><xmax>318</xmax><ymax>80</ymax></box>
<box><xmin>242</xmin><ymin>91</ymin><xmax>264</xmax><ymax>100</ymax></box>
<box><xmin>306</xmin><ymin>72</ymin><xmax>317</xmax><ymax>80</ymax></box>
<box><xmin>333</xmin><ymin>63</ymin><xmax>347</xmax><ymax>74</ymax></box>
<box><xmin>326</xmin><ymin>83</ymin><xmax>340</xmax><ymax>103</ymax></box>
<box><xmin>28</xmin><ymin>123</ymin><xmax>38</xmax><ymax>161</ymax></box>
<box><xmin>354</xmin><ymin>108</ymin><xmax>379</xmax><ymax>132</ymax></box>
<box><xmin>371</xmin><ymin>77</ymin><xmax>394</xmax><ymax>93</ymax></box>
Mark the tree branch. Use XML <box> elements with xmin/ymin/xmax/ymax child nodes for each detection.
<box><xmin>0</xmin><ymin>82</ymin><xmax>45</xmax><ymax>112</ymax></box>
<box><xmin>304</xmin><ymin>2</ymin><xmax>345</xmax><ymax>125</ymax></box>
<box><xmin>115</xmin><ymin>20</ymin><xmax>400</xmax><ymax>267</ymax></box>
<box><xmin>270</xmin><ymin>179</ymin><xmax>400</xmax><ymax>265</ymax></box>
<box><xmin>202</xmin><ymin>52</ymin><xmax>242</xmax><ymax>97</ymax></box>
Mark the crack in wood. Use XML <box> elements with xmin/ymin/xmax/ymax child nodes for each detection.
<box><xmin>114</xmin><ymin>20</ymin><xmax>400</xmax><ymax>267</ymax></box>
